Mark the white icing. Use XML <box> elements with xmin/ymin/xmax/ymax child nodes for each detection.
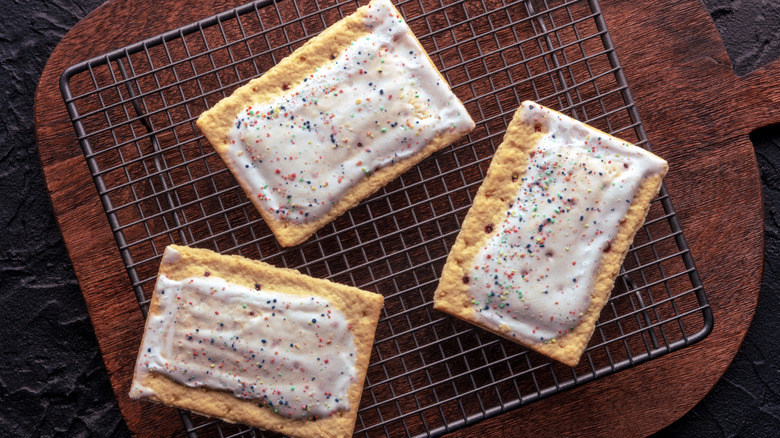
<box><xmin>226</xmin><ymin>0</ymin><xmax>473</xmax><ymax>223</ymax></box>
<box><xmin>130</xmin><ymin>275</ymin><xmax>357</xmax><ymax>420</ymax></box>
<box><xmin>161</xmin><ymin>246</ymin><xmax>182</xmax><ymax>265</ymax></box>
<box><xmin>466</xmin><ymin>102</ymin><xmax>666</xmax><ymax>345</ymax></box>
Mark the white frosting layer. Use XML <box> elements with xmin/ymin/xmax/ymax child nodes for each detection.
<box><xmin>226</xmin><ymin>0</ymin><xmax>473</xmax><ymax>223</ymax></box>
<box><xmin>131</xmin><ymin>273</ymin><xmax>357</xmax><ymax>420</ymax></box>
<box><xmin>467</xmin><ymin>103</ymin><xmax>666</xmax><ymax>345</ymax></box>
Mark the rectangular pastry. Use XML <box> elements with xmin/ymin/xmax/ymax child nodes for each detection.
<box><xmin>434</xmin><ymin>102</ymin><xmax>668</xmax><ymax>367</ymax></box>
<box><xmin>130</xmin><ymin>245</ymin><xmax>384</xmax><ymax>438</ymax></box>
<box><xmin>196</xmin><ymin>0</ymin><xmax>475</xmax><ymax>247</ymax></box>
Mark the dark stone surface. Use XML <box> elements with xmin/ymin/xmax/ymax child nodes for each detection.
<box><xmin>0</xmin><ymin>0</ymin><xmax>127</xmax><ymax>436</ymax></box>
<box><xmin>0</xmin><ymin>0</ymin><xmax>777</xmax><ymax>436</ymax></box>
<box><xmin>703</xmin><ymin>0</ymin><xmax>780</xmax><ymax>76</ymax></box>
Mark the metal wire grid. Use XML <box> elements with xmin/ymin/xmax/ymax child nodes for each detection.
<box><xmin>60</xmin><ymin>0</ymin><xmax>712</xmax><ymax>436</ymax></box>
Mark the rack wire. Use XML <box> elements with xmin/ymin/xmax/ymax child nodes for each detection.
<box><xmin>60</xmin><ymin>0</ymin><xmax>712</xmax><ymax>436</ymax></box>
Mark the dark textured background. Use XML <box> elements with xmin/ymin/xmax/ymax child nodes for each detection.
<box><xmin>0</xmin><ymin>0</ymin><xmax>777</xmax><ymax>436</ymax></box>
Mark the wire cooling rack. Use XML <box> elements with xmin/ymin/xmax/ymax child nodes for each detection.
<box><xmin>60</xmin><ymin>0</ymin><xmax>712</xmax><ymax>436</ymax></box>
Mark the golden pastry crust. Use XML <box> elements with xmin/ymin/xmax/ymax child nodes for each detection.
<box><xmin>434</xmin><ymin>102</ymin><xmax>667</xmax><ymax>367</ymax></box>
<box><xmin>130</xmin><ymin>245</ymin><xmax>384</xmax><ymax>438</ymax></box>
<box><xmin>196</xmin><ymin>0</ymin><xmax>474</xmax><ymax>247</ymax></box>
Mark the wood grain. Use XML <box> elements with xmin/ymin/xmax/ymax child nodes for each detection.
<box><xmin>34</xmin><ymin>0</ymin><xmax>772</xmax><ymax>437</ymax></box>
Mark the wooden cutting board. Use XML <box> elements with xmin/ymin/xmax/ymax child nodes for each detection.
<box><xmin>35</xmin><ymin>0</ymin><xmax>778</xmax><ymax>436</ymax></box>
